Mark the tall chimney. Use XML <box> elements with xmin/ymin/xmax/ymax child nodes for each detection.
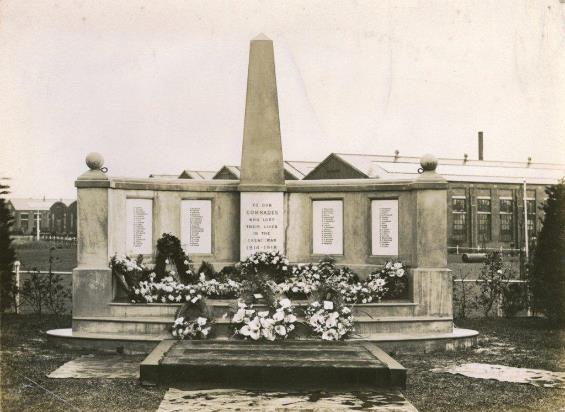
<box><xmin>478</xmin><ymin>131</ymin><xmax>484</xmax><ymax>160</ymax></box>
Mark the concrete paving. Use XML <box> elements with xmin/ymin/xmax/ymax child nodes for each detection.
<box><xmin>432</xmin><ymin>363</ymin><xmax>565</xmax><ymax>389</ymax></box>
<box><xmin>47</xmin><ymin>354</ymin><xmax>140</xmax><ymax>379</ymax></box>
<box><xmin>156</xmin><ymin>387</ymin><xmax>418</xmax><ymax>411</ymax></box>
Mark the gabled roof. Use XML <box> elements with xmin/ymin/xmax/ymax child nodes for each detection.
<box><xmin>284</xmin><ymin>161</ymin><xmax>319</xmax><ymax>179</ymax></box>
<box><xmin>178</xmin><ymin>170</ymin><xmax>217</xmax><ymax>179</ymax></box>
<box><xmin>213</xmin><ymin>166</ymin><xmax>241</xmax><ymax>180</ymax></box>
<box><xmin>211</xmin><ymin>161</ymin><xmax>321</xmax><ymax>180</ymax></box>
<box><xmin>8</xmin><ymin>198</ymin><xmax>75</xmax><ymax>211</ymax></box>
<box><xmin>303</xmin><ymin>153</ymin><xmax>565</xmax><ymax>184</ymax></box>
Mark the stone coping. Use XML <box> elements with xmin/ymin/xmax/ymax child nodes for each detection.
<box><xmin>76</xmin><ymin>176</ymin><xmax>447</xmax><ymax>191</ymax></box>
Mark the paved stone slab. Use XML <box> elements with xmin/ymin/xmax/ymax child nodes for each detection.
<box><xmin>157</xmin><ymin>387</ymin><xmax>418</xmax><ymax>411</ymax></box>
<box><xmin>48</xmin><ymin>354</ymin><xmax>140</xmax><ymax>379</ymax></box>
<box><xmin>141</xmin><ymin>340</ymin><xmax>404</xmax><ymax>388</ymax></box>
<box><xmin>432</xmin><ymin>363</ymin><xmax>565</xmax><ymax>389</ymax></box>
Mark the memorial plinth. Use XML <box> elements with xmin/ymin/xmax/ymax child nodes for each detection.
<box><xmin>53</xmin><ymin>35</ymin><xmax>471</xmax><ymax>355</ymax></box>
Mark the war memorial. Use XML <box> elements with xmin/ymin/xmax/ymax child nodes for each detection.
<box><xmin>48</xmin><ymin>34</ymin><xmax>478</xmax><ymax>388</ymax></box>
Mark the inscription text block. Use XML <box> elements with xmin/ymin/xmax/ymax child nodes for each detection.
<box><xmin>181</xmin><ymin>200</ymin><xmax>212</xmax><ymax>254</ymax></box>
<box><xmin>371</xmin><ymin>199</ymin><xmax>399</xmax><ymax>256</ymax></box>
<box><xmin>312</xmin><ymin>200</ymin><xmax>343</xmax><ymax>255</ymax></box>
<box><xmin>126</xmin><ymin>198</ymin><xmax>152</xmax><ymax>255</ymax></box>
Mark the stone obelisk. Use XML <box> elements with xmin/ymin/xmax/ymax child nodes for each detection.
<box><xmin>239</xmin><ymin>34</ymin><xmax>286</xmax><ymax>259</ymax></box>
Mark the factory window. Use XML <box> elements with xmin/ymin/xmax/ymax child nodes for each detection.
<box><xmin>499</xmin><ymin>198</ymin><xmax>513</xmax><ymax>242</ymax></box>
<box><xmin>477</xmin><ymin>198</ymin><xmax>491</xmax><ymax>242</ymax></box>
<box><xmin>451</xmin><ymin>197</ymin><xmax>467</xmax><ymax>241</ymax></box>
<box><xmin>20</xmin><ymin>213</ymin><xmax>29</xmax><ymax>230</ymax></box>
<box><xmin>526</xmin><ymin>199</ymin><xmax>536</xmax><ymax>238</ymax></box>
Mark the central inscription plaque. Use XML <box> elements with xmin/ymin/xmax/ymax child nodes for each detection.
<box><xmin>240</xmin><ymin>192</ymin><xmax>284</xmax><ymax>259</ymax></box>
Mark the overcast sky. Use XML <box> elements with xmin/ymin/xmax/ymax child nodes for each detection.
<box><xmin>1</xmin><ymin>0</ymin><xmax>564</xmax><ymax>199</ymax></box>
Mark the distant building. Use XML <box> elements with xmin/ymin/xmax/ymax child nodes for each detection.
<box><xmin>153</xmin><ymin>137</ymin><xmax>563</xmax><ymax>251</ymax></box>
<box><xmin>303</xmin><ymin>152</ymin><xmax>564</xmax><ymax>250</ymax></box>
<box><xmin>7</xmin><ymin>198</ymin><xmax>76</xmax><ymax>236</ymax></box>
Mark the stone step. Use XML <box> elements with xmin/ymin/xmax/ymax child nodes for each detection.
<box><xmin>74</xmin><ymin>314</ymin><xmax>451</xmax><ymax>337</ymax></box>
<box><xmin>109</xmin><ymin>300</ymin><xmax>417</xmax><ymax>319</ymax></box>
<box><xmin>354</xmin><ymin>317</ymin><xmax>453</xmax><ymax>334</ymax></box>
<box><xmin>140</xmin><ymin>340</ymin><xmax>406</xmax><ymax>388</ymax></box>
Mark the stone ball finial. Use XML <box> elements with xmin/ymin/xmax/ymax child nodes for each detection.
<box><xmin>86</xmin><ymin>152</ymin><xmax>104</xmax><ymax>170</ymax></box>
<box><xmin>420</xmin><ymin>153</ymin><xmax>438</xmax><ymax>172</ymax></box>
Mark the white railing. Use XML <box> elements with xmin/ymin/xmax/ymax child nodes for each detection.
<box><xmin>12</xmin><ymin>261</ymin><xmax>72</xmax><ymax>314</ymax></box>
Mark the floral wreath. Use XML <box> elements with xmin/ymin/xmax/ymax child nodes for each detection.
<box><xmin>154</xmin><ymin>233</ymin><xmax>195</xmax><ymax>283</ymax></box>
<box><xmin>230</xmin><ymin>298</ymin><xmax>297</xmax><ymax>341</ymax></box>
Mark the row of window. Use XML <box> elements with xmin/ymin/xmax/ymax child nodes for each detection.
<box><xmin>451</xmin><ymin>197</ymin><xmax>537</xmax><ymax>242</ymax></box>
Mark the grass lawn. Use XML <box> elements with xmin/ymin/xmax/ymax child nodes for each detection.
<box><xmin>399</xmin><ymin>318</ymin><xmax>565</xmax><ymax>411</ymax></box>
<box><xmin>15</xmin><ymin>246</ymin><xmax>77</xmax><ymax>272</ymax></box>
<box><xmin>0</xmin><ymin>314</ymin><xmax>563</xmax><ymax>411</ymax></box>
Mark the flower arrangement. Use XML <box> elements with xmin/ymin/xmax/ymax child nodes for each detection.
<box><xmin>275</xmin><ymin>264</ymin><xmax>321</xmax><ymax>299</ymax></box>
<box><xmin>240</xmin><ymin>251</ymin><xmax>290</xmax><ymax>283</ymax></box>
<box><xmin>132</xmin><ymin>273</ymin><xmax>203</xmax><ymax>304</ymax></box>
<box><xmin>304</xmin><ymin>300</ymin><xmax>354</xmax><ymax>341</ymax></box>
<box><xmin>370</xmin><ymin>260</ymin><xmax>408</xmax><ymax>299</ymax></box>
<box><xmin>110</xmin><ymin>254</ymin><xmax>147</xmax><ymax>295</ymax></box>
<box><xmin>231</xmin><ymin>298</ymin><xmax>297</xmax><ymax>341</ymax></box>
<box><xmin>197</xmin><ymin>275</ymin><xmax>241</xmax><ymax>299</ymax></box>
<box><xmin>154</xmin><ymin>233</ymin><xmax>195</xmax><ymax>284</ymax></box>
<box><xmin>171</xmin><ymin>315</ymin><xmax>212</xmax><ymax>340</ymax></box>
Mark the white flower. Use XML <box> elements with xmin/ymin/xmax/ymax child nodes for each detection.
<box><xmin>279</xmin><ymin>298</ymin><xmax>291</xmax><ymax>309</ymax></box>
<box><xmin>249</xmin><ymin>317</ymin><xmax>261</xmax><ymax>331</ymax></box>
<box><xmin>323</xmin><ymin>301</ymin><xmax>334</xmax><ymax>310</ymax></box>
<box><xmin>272</xmin><ymin>311</ymin><xmax>284</xmax><ymax>322</ymax></box>
<box><xmin>240</xmin><ymin>325</ymin><xmax>251</xmax><ymax>336</ymax></box>
<box><xmin>174</xmin><ymin>317</ymin><xmax>185</xmax><ymax>325</ymax></box>
<box><xmin>258</xmin><ymin>311</ymin><xmax>269</xmax><ymax>318</ymax></box>
<box><xmin>201</xmin><ymin>328</ymin><xmax>209</xmax><ymax>337</ymax></box>
<box><xmin>288</xmin><ymin>324</ymin><xmax>295</xmax><ymax>331</ymax></box>
<box><xmin>262</xmin><ymin>328</ymin><xmax>276</xmax><ymax>341</ymax></box>
<box><xmin>342</xmin><ymin>307</ymin><xmax>351</xmax><ymax>315</ymax></box>
<box><xmin>196</xmin><ymin>317</ymin><xmax>207</xmax><ymax>326</ymax></box>
<box><xmin>284</xmin><ymin>314</ymin><xmax>297</xmax><ymax>323</ymax></box>
<box><xmin>232</xmin><ymin>309</ymin><xmax>245</xmax><ymax>323</ymax></box>
<box><xmin>200</xmin><ymin>273</ymin><xmax>206</xmax><ymax>282</ymax></box>
<box><xmin>274</xmin><ymin>325</ymin><xmax>287</xmax><ymax>336</ymax></box>
<box><xmin>184</xmin><ymin>260</ymin><xmax>189</xmax><ymax>265</ymax></box>
<box><xmin>249</xmin><ymin>328</ymin><xmax>261</xmax><ymax>340</ymax></box>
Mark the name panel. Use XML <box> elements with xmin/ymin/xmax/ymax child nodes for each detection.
<box><xmin>371</xmin><ymin>199</ymin><xmax>399</xmax><ymax>256</ymax></box>
<box><xmin>181</xmin><ymin>200</ymin><xmax>212</xmax><ymax>254</ymax></box>
<box><xmin>240</xmin><ymin>192</ymin><xmax>284</xmax><ymax>259</ymax></box>
<box><xmin>126</xmin><ymin>198</ymin><xmax>153</xmax><ymax>255</ymax></box>
<box><xmin>312</xmin><ymin>200</ymin><xmax>343</xmax><ymax>255</ymax></box>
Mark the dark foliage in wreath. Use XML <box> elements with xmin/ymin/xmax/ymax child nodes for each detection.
<box><xmin>196</xmin><ymin>261</ymin><xmax>216</xmax><ymax>280</ymax></box>
<box><xmin>316</xmin><ymin>256</ymin><xmax>359</xmax><ymax>284</ymax></box>
<box><xmin>154</xmin><ymin>233</ymin><xmax>196</xmax><ymax>283</ymax></box>
<box><xmin>311</xmin><ymin>282</ymin><xmax>347</xmax><ymax>308</ymax></box>
<box><xmin>218</xmin><ymin>265</ymin><xmax>241</xmax><ymax>282</ymax></box>
<box><xmin>238</xmin><ymin>271</ymin><xmax>278</xmax><ymax>307</ymax></box>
